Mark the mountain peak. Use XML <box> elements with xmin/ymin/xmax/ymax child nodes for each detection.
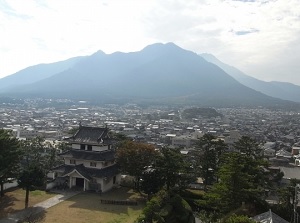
<box><xmin>142</xmin><ymin>42</ymin><xmax>182</xmax><ymax>52</ymax></box>
<box><xmin>91</xmin><ymin>50</ymin><xmax>106</xmax><ymax>56</ymax></box>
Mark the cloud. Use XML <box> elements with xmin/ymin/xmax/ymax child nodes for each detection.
<box><xmin>0</xmin><ymin>1</ymin><xmax>32</xmax><ymax>19</ymax></box>
<box><xmin>0</xmin><ymin>0</ymin><xmax>300</xmax><ymax>85</ymax></box>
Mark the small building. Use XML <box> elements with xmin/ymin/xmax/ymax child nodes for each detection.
<box><xmin>252</xmin><ymin>209</ymin><xmax>288</xmax><ymax>223</ymax></box>
<box><xmin>52</xmin><ymin>126</ymin><xmax>121</xmax><ymax>192</ymax></box>
<box><xmin>292</xmin><ymin>146</ymin><xmax>300</xmax><ymax>156</ymax></box>
<box><xmin>264</xmin><ymin>148</ymin><xmax>275</xmax><ymax>158</ymax></box>
<box><xmin>279</xmin><ymin>166</ymin><xmax>300</xmax><ymax>185</ymax></box>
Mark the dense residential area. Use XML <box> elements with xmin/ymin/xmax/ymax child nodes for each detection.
<box><xmin>1</xmin><ymin>99</ymin><xmax>300</xmax><ymax>222</ymax></box>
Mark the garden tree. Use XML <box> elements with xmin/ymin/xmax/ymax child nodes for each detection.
<box><xmin>233</xmin><ymin>136</ymin><xmax>269</xmax><ymax>193</ymax></box>
<box><xmin>116</xmin><ymin>140</ymin><xmax>158</xmax><ymax>191</ymax></box>
<box><xmin>156</xmin><ymin>147</ymin><xmax>194</xmax><ymax>191</ymax></box>
<box><xmin>18</xmin><ymin>137</ymin><xmax>57</xmax><ymax>208</ymax></box>
<box><xmin>273</xmin><ymin>178</ymin><xmax>300</xmax><ymax>222</ymax></box>
<box><xmin>45</xmin><ymin>140</ymin><xmax>64</xmax><ymax>170</ymax></box>
<box><xmin>55</xmin><ymin>141</ymin><xmax>69</xmax><ymax>152</ymax></box>
<box><xmin>195</xmin><ymin>134</ymin><xmax>226</xmax><ymax>189</ymax></box>
<box><xmin>136</xmin><ymin>189</ymin><xmax>195</xmax><ymax>223</ymax></box>
<box><xmin>0</xmin><ymin>129</ymin><xmax>21</xmax><ymax>197</ymax></box>
<box><xmin>197</xmin><ymin>210</ymin><xmax>220</xmax><ymax>223</ymax></box>
<box><xmin>234</xmin><ymin>136</ymin><xmax>262</xmax><ymax>158</ymax></box>
<box><xmin>140</xmin><ymin>169</ymin><xmax>165</xmax><ymax>200</ymax></box>
<box><xmin>207</xmin><ymin>151</ymin><xmax>268</xmax><ymax>214</ymax></box>
<box><xmin>223</xmin><ymin>214</ymin><xmax>256</xmax><ymax>223</ymax></box>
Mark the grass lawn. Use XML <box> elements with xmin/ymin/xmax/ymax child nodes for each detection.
<box><xmin>0</xmin><ymin>187</ymin><xmax>56</xmax><ymax>219</ymax></box>
<box><xmin>38</xmin><ymin>187</ymin><xmax>146</xmax><ymax>223</ymax></box>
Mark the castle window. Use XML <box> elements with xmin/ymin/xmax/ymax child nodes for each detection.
<box><xmin>87</xmin><ymin>145</ymin><xmax>92</xmax><ymax>151</ymax></box>
<box><xmin>90</xmin><ymin>162</ymin><xmax>97</xmax><ymax>167</ymax></box>
<box><xmin>80</xmin><ymin>144</ymin><xmax>85</xmax><ymax>150</ymax></box>
<box><xmin>70</xmin><ymin>159</ymin><xmax>76</xmax><ymax>165</ymax></box>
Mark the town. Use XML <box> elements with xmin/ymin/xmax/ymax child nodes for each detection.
<box><xmin>1</xmin><ymin>98</ymin><xmax>300</xmax><ymax>222</ymax></box>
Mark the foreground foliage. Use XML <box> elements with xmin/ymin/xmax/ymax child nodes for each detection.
<box><xmin>137</xmin><ymin>189</ymin><xmax>195</xmax><ymax>223</ymax></box>
<box><xmin>0</xmin><ymin>129</ymin><xmax>21</xmax><ymax>197</ymax></box>
<box><xmin>116</xmin><ymin>140</ymin><xmax>158</xmax><ymax>192</ymax></box>
<box><xmin>18</xmin><ymin>137</ymin><xmax>57</xmax><ymax>208</ymax></box>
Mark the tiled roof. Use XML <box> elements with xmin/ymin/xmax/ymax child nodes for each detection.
<box><xmin>67</xmin><ymin>126</ymin><xmax>110</xmax><ymax>144</ymax></box>
<box><xmin>60</xmin><ymin>149</ymin><xmax>115</xmax><ymax>161</ymax></box>
<box><xmin>55</xmin><ymin>164</ymin><xmax>119</xmax><ymax>180</ymax></box>
<box><xmin>252</xmin><ymin>210</ymin><xmax>288</xmax><ymax>223</ymax></box>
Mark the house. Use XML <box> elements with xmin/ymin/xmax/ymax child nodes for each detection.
<box><xmin>52</xmin><ymin>126</ymin><xmax>121</xmax><ymax>192</ymax></box>
<box><xmin>279</xmin><ymin>166</ymin><xmax>300</xmax><ymax>185</ymax></box>
<box><xmin>263</xmin><ymin>147</ymin><xmax>276</xmax><ymax>158</ymax></box>
<box><xmin>276</xmin><ymin>149</ymin><xmax>292</xmax><ymax>159</ymax></box>
<box><xmin>292</xmin><ymin>146</ymin><xmax>300</xmax><ymax>156</ymax></box>
<box><xmin>264</xmin><ymin>142</ymin><xmax>276</xmax><ymax>150</ymax></box>
<box><xmin>224</xmin><ymin>130</ymin><xmax>241</xmax><ymax>147</ymax></box>
<box><xmin>252</xmin><ymin>209</ymin><xmax>288</xmax><ymax>223</ymax></box>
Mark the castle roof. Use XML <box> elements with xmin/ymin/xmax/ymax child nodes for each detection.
<box><xmin>60</xmin><ymin>149</ymin><xmax>115</xmax><ymax>162</ymax></box>
<box><xmin>66</xmin><ymin>126</ymin><xmax>110</xmax><ymax>144</ymax></box>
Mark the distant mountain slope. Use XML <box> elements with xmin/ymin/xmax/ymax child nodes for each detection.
<box><xmin>0</xmin><ymin>43</ymin><xmax>298</xmax><ymax>107</ymax></box>
<box><xmin>201</xmin><ymin>53</ymin><xmax>300</xmax><ymax>103</ymax></box>
<box><xmin>0</xmin><ymin>56</ymin><xmax>84</xmax><ymax>91</ymax></box>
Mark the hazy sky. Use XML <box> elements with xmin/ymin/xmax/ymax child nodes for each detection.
<box><xmin>1</xmin><ymin>0</ymin><xmax>300</xmax><ymax>84</ymax></box>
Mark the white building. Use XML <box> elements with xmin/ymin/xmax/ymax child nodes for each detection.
<box><xmin>52</xmin><ymin>126</ymin><xmax>121</xmax><ymax>192</ymax></box>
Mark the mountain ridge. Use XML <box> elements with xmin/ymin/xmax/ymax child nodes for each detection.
<box><xmin>0</xmin><ymin>43</ymin><xmax>298</xmax><ymax>108</ymax></box>
<box><xmin>200</xmin><ymin>53</ymin><xmax>300</xmax><ymax>103</ymax></box>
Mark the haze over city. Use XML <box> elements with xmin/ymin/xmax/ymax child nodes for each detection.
<box><xmin>1</xmin><ymin>0</ymin><xmax>300</xmax><ymax>84</ymax></box>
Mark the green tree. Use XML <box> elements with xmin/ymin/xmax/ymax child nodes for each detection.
<box><xmin>0</xmin><ymin>129</ymin><xmax>21</xmax><ymax>197</ymax></box>
<box><xmin>137</xmin><ymin>189</ymin><xmax>195</xmax><ymax>223</ymax></box>
<box><xmin>116</xmin><ymin>141</ymin><xmax>158</xmax><ymax>191</ymax></box>
<box><xmin>195</xmin><ymin>134</ymin><xmax>226</xmax><ymax>189</ymax></box>
<box><xmin>234</xmin><ymin>136</ymin><xmax>262</xmax><ymax>158</ymax></box>
<box><xmin>140</xmin><ymin>169</ymin><xmax>165</xmax><ymax>200</ymax></box>
<box><xmin>223</xmin><ymin>214</ymin><xmax>255</xmax><ymax>223</ymax></box>
<box><xmin>274</xmin><ymin>179</ymin><xmax>300</xmax><ymax>222</ymax></box>
<box><xmin>18</xmin><ymin>165</ymin><xmax>45</xmax><ymax>209</ymax></box>
<box><xmin>55</xmin><ymin>141</ymin><xmax>70</xmax><ymax>152</ymax></box>
<box><xmin>18</xmin><ymin>137</ymin><xmax>57</xmax><ymax>208</ymax></box>
<box><xmin>207</xmin><ymin>150</ymin><xmax>268</xmax><ymax>214</ymax></box>
<box><xmin>156</xmin><ymin>147</ymin><xmax>194</xmax><ymax>191</ymax></box>
<box><xmin>208</xmin><ymin>152</ymin><xmax>252</xmax><ymax>212</ymax></box>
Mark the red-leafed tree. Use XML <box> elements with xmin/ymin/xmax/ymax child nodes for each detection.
<box><xmin>116</xmin><ymin>141</ymin><xmax>158</xmax><ymax>191</ymax></box>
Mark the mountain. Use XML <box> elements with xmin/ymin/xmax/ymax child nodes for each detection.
<box><xmin>0</xmin><ymin>43</ymin><xmax>297</xmax><ymax>107</ymax></box>
<box><xmin>201</xmin><ymin>53</ymin><xmax>300</xmax><ymax>103</ymax></box>
<box><xmin>0</xmin><ymin>56</ymin><xmax>84</xmax><ymax>91</ymax></box>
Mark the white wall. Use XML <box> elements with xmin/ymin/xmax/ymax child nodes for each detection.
<box><xmin>3</xmin><ymin>180</ymin><xmax>18</xmax><ymax>190</ymax></box>
<box><xmin>71</xmin><ymin>143</ymin><xmax>108</xmax><ymax>152</ymax></box>
<box><xmin>92</xmin><ymin>145</ymin><xmax>108</xmax><ymax>152</ymax></box>
<box><xmin>64</xmin><ymin>158</ymin><xmax>115</xmax><ymax>169</ymax></box>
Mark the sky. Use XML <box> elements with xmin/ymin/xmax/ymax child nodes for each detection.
<box><xmin>1</xmin><ymin>0</ymin><xmax>300</xmax><ymax>84</ymax></box>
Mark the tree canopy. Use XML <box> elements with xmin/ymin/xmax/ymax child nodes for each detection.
<box><xmin>206</xmin><ymin>136</ymin><xmax>269</xmax><ymax>214</ymax></box>
<box><xmin>18</xmin><ymin>137</ymin><xmax>57</xmax><ymax>208</ymax></box>
<box><xmin>195</xmin><ymin>134</ymin><xmax>226</xmax><ymax>189</ymax></box>
<box><xmin>137</xmin><ymin>189</ymin><xmax>195</xmax><ymax>223</ymax></box>
<box><xmin>116</xmin><ymin>140</ymin><xmax>158</xmax><ymax>191</ymax></box>
<box><xmin>0</xmin><ymin>129</ymin><xmax>21</xmax><ymax>197</ymax></box>
<box><xmin>155</xmin><ymin>147</ymin><xmax>194</xmax><ymax>191</ymax></box>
